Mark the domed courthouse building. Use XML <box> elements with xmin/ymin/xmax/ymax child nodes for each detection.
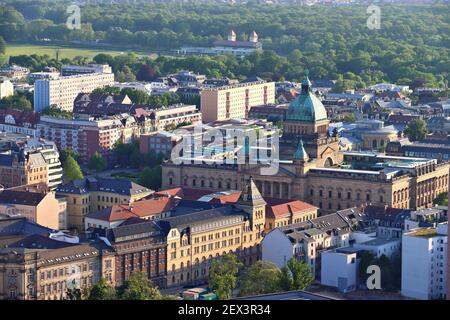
<box><xmin>162</xmin><ymin>75</ymin><xmax>449</xmax><ymax>214</ymax></box>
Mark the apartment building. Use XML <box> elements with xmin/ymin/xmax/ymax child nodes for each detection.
<box><xmin>201</xmin><ymin>80</ymin><xmax>275</xmax><ymax>122</ymax></box>
<box><xmin>261</xmin><ymin>208</ymin><xmax>364</xmax><ymax>278</ymax></box>
<box><xmin>139</xmin><ymin>131</ymin><xmax>182</xmax><ymax>158</ymax></box>
<box><xmin>0</xmin><ymin>135</ymin><xmax>62</xmax><ymax>190</ymax></box>
<box><xmin>0</xmin><ymin>65</ymin><xmax>30</xmax><ymax>79</ymax></box>
<box><xmin>34</xmin><ymin>71</ymin><xmax>115</xmax><ymax>112</ymax></box>
<box><xmin>37</xmin><ymin>115</ymin><xmax>134</xmax><ymax>164</ymax></box>
<box><xmin>0</xmin><ymin>109</ymin><xmax>40</xmax><ymax>137</ymax></box>
<box><xmin>0</xmin><ymin>151</ymin><xmax>48</xmax><ymax>189</ymax></box>
<box><xmin>61</xmin><ymin>64</ymin><xmax>112</xmax><ymax>76</ymax></box>
<box><xmin>402</xmin><ymin>223</ymin><xmax>448</xmax><ymax>300</ymax></box>
<box><xmin>151</xmin><ymin>104</ymin><xmax>202</xmax><ymax>131</ymax></box>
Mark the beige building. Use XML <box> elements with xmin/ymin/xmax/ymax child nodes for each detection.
<box><xmin>56</xmin><ymin>177</ymin><xmax>153</xmax><ymax>231</ymax></box>
<box><xmin>162</xmin><ymin>75</ymin><xmax>450</xmax><ymax>214</ymax></box>
<box><xmin>164</xmin><ymin>178</ymin><xmax>265</xmax><ymax>287</ymax></box>
<box><xmin>0</xmin><ymin>185</ymin><xmax>67</xmax><ymax>230</ymax></box>
<box><xmin>0</xmin><ymin>151</ymin><xmax>48</xmax><ymax>189</ymax></box>
<box><xmin>264</xmin><ymin>198</ymin><xmax>318</xmax><ymax>232</ymax></box>
<box><xmin>201</xmin><ymin>80</ymin><xmax>275</xmax><ymax>122</ymax></box>
<box><xmin>0</xmin><ymin>79</ymin><xmax>14</xmax><ymax>99</ymax></box>
<box><xmin>0</xmin><ymin>240</ymin><xmax>114</xmax><ymax>300</ymax></box>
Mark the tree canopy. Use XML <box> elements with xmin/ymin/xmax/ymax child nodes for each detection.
<box><xmin>87</xmin><ymin>152</ymin><xmax>107</xmax><ymax>173</ymax></box>
<box><xmin>118</xmin><ymin>272</ymin><xmax>161</xmax><ymax>300</ymax></box>
<box><xmin>0</xmin><ymin>1</ymin><xmax>448</xmax><ymax>88</ymax></box>
<box><xmin>208</xmin><ymin>253</ymin><xmax>242</xmax><ymax>300</ymax></box>
<box><xmin>239</xmin><ymin>261</ymin><xmax>281</xmax><ymax>296</ymax></box>
<box><xmin>63</xmin><ymin>154</ymin><xmax>84</xmax><ymax>183</ymax></box>
<box><xmin>404</xmin><ymin>118</ymin><xmax>428</xmax><ymax>142</ymax></box>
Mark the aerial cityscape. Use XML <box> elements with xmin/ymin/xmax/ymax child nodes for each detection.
<box><xmin>0</xmin><ymin>0</ymin><xmax>449</xmax><ymax>306</ymax></box>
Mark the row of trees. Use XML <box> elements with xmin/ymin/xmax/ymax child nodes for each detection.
<box><xmin>92</xmin><ymin>85</ymin><xmax>181</xmax><ymax>107</ymax></box>
<box><xmin>79</xmin><ymin>254</ymin><xmax>314</xmax><ymax>300</ymax></box>
<box><xmin>1</xmin><ymin>1</ymin><xmax>449</xmax><ymax>87</ymax></box>
<box><xmin>69</xmin><ymin>272</ymin><xmax>176</xmax><ymax>300</ymax></box>
<box><xmin>209</xmin><ymin>254</ymin><xmax>314</xmax><ymax>299</ymax></box>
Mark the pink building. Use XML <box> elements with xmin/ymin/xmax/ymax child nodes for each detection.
<box><xmin>0</xmin><ymin>184</ymin><xmax>67</xmax><ymax>230</ymax></box>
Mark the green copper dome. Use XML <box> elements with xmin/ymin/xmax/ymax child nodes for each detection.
<box><xmin>286</xmin><ymin>75</ymin><xmax>327</xmax><ymax>122</ymax></box>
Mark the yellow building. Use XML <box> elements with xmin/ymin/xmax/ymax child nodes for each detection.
<box><xmin>264</xmin><ymin>198</ymin><xmax>318</xmax><ymax>231</ymax></box>
<box><xmin>0</xmin><ymin>244</ymin><xmax>115</xmax><ymax>300</ymax></box>
<box><xmin>56</xmin><ymin>177</ymin><xmax>153</xmax><ymax>231</ymax></box>
<box><xmin>163</xmin><ymin>178</ymin><xmax>265</xmax><ymax>287</ymax></box>
<box><xmin>0</xmin><ymin>152</ymin><xmax>48</xmax><ymax>189</ymax></box>
<box><xmin>201</xmin><ymin>80</ymin><xmax>275</xmax><ymax>122</ymax></box>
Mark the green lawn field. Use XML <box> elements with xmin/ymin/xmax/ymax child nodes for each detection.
<box><xmin>5</xmin><ymin>43</ymin><xmax>154</xmax><ymax>60</ymax></box>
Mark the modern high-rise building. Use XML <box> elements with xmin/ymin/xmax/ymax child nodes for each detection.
<box><xmin>34</xmin><ymin>70</ymin><xmax>114</xmax><ymax>112</ymax></box>
<box><xmin>200</xmin><ymin>79</ymin><xmax>275</xmax><ymax>122</ymax></box>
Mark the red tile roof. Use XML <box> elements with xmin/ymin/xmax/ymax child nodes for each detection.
<box><xmin>154</xmin><ymin>187</ymin><xmax>213</xmax><ymax>200</ymax></box>
<box><xmin>264</xmin><ymin>197</ymin><xmax>317</xmax><ymax>219</ymax></box>
<box><xmin>86</xmin><ymin>197</ymin><xmax>176</xmax><ymax>222</ymax></box>
<box><xmin>210</xmin><ymin>191</ymin><xmax>242</xmax><ymax>204</ymax></box>
<box><xmin>0</xmin><ymin>109</ymin><xmax>40</xmax><ymax>127</ymax></box>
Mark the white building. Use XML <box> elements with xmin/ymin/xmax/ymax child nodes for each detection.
<box><xmin>28</xmin><ymin>71</ymin><xmax>60</xmax><ymax>81</ymax></box>
<box><xmin>113</xmin><ymin>81</ymin><xmax>152</xmax><ymax>95</ymax></box>
<box><xmin>261</xmin><ymin>208</ymin><xmax>362</xmax><ymax>278</ymax></box>
<box><xmin>0</xmin><ymin>78</ymin><xmax>14</xmax><ymax>99</ymax></box>
<box><xmin>369</xmin><ymin>83</ymin><xmax>411</xmax><ymax>93</ymax></box>
<box><xmin>401</xmin><ymin>223</ymin><xmax>448</xmax><ymax>300</ymax></box>
<box><xmin>34</xmin><ymin>72</ymin><xmax>115</xmax><ymax>112</ymax></box>
<box><xmin>353</xmin><ymin>238</ymin><xmax>401</xmax><ymax>259</ymax></box>
<box><xmin>0</xmin><ymin>65</ymin><xmax>30</xmax><ymax>79</ymax></box>
<box><xmin>321</xmin><ymin>248</ymin><xmax>360</xmax><ymax>293</ymax></box>
<box><xmin>61</xmin><ymin>64</ymin><xmax>112</xmax><ymax>76</ymax></box>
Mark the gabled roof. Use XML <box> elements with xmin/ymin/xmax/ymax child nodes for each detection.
<box><xmin>111</xmin><ymin>219</ymin><xmax>163</xmax><ymax>240</ymax></box>
<box><xmin>363</xmin><ymin>205</ymin><xmax>411</xmax><ymax>224</ymax></box>
<box><xmin>154</xmin><ymin>187</ymin><xmax>213</xmax><ymax>200</ymax></box>
<box><xmin>264</xmin><ymin>198</ymin><xmax>316</xmax><ymax>219</ymax></box>
<box><xmin>0</xmin><ymin>109</ymin><xmax>40</xmax><ymax>127</ymax></box>
<box><xmin>86</xmin><ymin>197</ymin><xmax>176</xmax><ymax>222</ymax></box>
<box><xmin>0</xmin><ymin>190</ymin><xmax>47</xmax><ymax>206</ymax></box>
<box><xmin>0</xmin><ymin>217</ymin><xmax>54</xmax><ymax>236</ymax></box>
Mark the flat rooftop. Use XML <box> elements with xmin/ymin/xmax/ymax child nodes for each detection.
<box><xmin>357</xmin><ymin>237</ymin><xmax>400</xmax><ymax>246</ymax></box>
<box><xmin>406</xmin><ymin>228</ymin><xmax>438</xmax><ymax>238</ymax></box>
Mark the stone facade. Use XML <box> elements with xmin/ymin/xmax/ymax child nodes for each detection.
<box><xmin>162</xmin><ymin>75</ymin><xmax>450</xmax><ymax>214</ymax></box>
